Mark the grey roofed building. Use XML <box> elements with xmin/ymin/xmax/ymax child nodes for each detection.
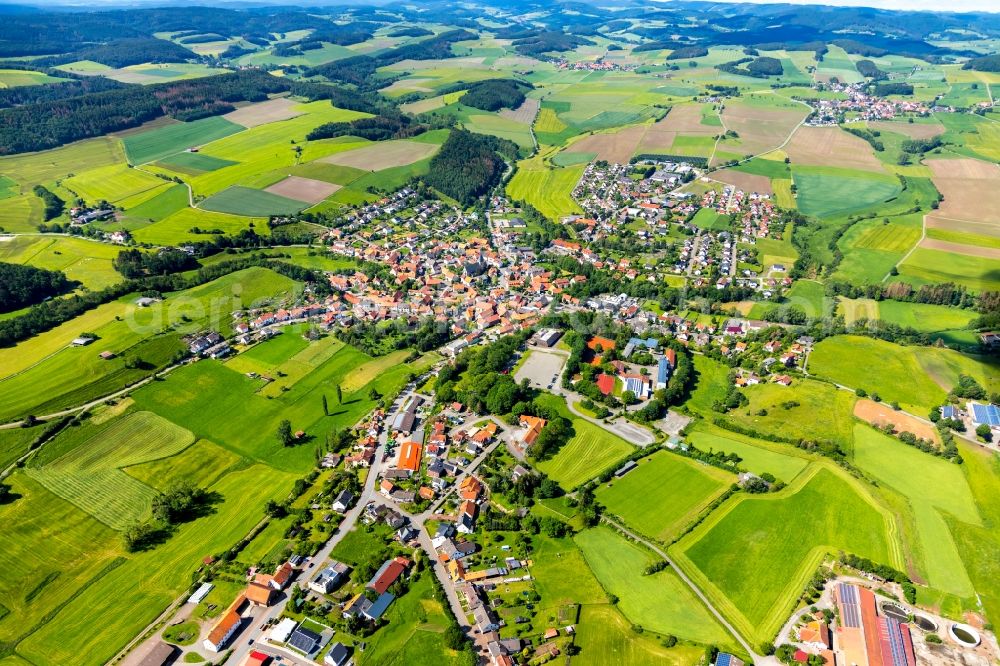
<box><xmin>288</xmin><ymin>626</ymin><xmax>323</xmax><ymax>654</ymax></box>
<box><xmin>391</xmin><ymin>409</ymin><xmax>416</xmax><ymax>433</ymax></box>
<box><xmin>362</xmin><ymin>591</ymin><xmax>396</xmax><ymax>621</ymax></box>
<box><xmin>324</xmin><ymin>642</ymin><xmax>350</xmax><ymax>666</ymax></box>
<box><xmin>135</xmin><ymin>641</ymin><xmax>177</xmax><ymax>666</ymax></box>
<box><xmin>332</xmin><ymin>490</ymin><xmax>355</xmax><ymax>513</ymax></box>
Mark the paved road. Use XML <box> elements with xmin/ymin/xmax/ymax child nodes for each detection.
<box><xmin>223</xmin><ymin>387</ymin><xmax>415</xmax><ymax>666</ymax></box>
<box><xmin>602</xmin><ymin>516</ymin><xmax>769</xmax><ymax>665</ymax></box>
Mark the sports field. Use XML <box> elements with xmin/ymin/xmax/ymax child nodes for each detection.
<box><xmin>596</xmin><ymin>451</ymin><xmax>733</xmax><ymax>541</ymax></box>
<box><xmin>123</xmin><ymin>116</ymin><xmax>243</xmax><ymax>165</ymax></box>
<box><xmin>675</xmin><ymin>465</ymin><xmax>899</xmax><ymax>644</ymax></box>
<box><xmin>26</xmin><ymin>412</ymin><xmax>195</xmax><ymax>529</ymax></box>
<box><xmin>575</xmin><ymin>526</ymin><xmax>736</xmax><ymax>646</ymax></box>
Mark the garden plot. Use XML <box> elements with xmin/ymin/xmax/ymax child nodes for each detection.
<box><xmin>264</xmin><ymin>176</ymin><xmax>341</xmax><ymax>204</ymax></box>
<box><xmin>321</xmin><ymin>139</ymin><xmax>439</xmax><ymax>170</ymax></box>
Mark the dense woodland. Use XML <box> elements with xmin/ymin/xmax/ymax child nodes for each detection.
<box><xmin>0</xmin><ymin>263</ymin><xmax>75</xmax><ymax>314</ymax></box>
<box><xmin>458</xmin><ymin>79</ymin><xmax>531</xmax><ymax>112</ymax></box>
<box><xmin>306</xmin><ymin>113</ymin><xmax>426</xmax><ymax>142</ymax></box>
<box><xmin>424</xmin><ymin>129</ymin><xmax>517</xmax><ymax>205</ymax></box>
<box><xmin>0</xmin><ymin>70</ymin><xmax>289</xmax><ymax>154</ymax></box>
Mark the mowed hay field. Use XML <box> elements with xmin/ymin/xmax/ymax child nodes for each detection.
<box><xmin>596</xmin><ymin>451</ymin><xmax>733</xmax><ymax>541</ymax></box>
<box><xmin>0</xmin><ymin>235</ymin><xmax>122</xmax><ymax>290</ymax></box>
<box><xmin>853</xmin><ymin>425</ymin><xmax>979</xmax><ymax>598</ymax></box>
<box><xmin>200</xmin><ymin>185</ymin><xmax>308</xmax><ymax>215</ymax></box>
<box><xmin>575</xmin><ymin>526</ymin><xmax>737</xmax><ymax>647</ymax></box>
<box><xmin>123</xmin><ymin>116</ymin><xmax>243</xmax><ymax>165</ymax></box>
<box><xmin>321</xmin><ymin>139</ymin><xmax>439</xmax><ymax>170</ymax></box>
<box><xmin>25</xmin><ymin>412</ymin><xmax>195</xmax><ymax>529</ymax></box>
<box><xmin>674</xmin><ymin>466</ymin><xmax>899</xmax><ymax>644</ymax></box>
<box><xmin>535</xmin><ymin>417</ymin><xmax>633</xmax><ymax>489</ymax></box>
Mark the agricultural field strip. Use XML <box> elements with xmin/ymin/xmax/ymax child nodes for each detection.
<box><xmin>670</xmin><ymin>463</ymin><xmax>903</xmax><ymax>643</ymax></box>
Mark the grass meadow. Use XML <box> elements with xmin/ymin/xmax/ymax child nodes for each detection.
<box><xmin>533</xmin><ymin>394</ymin><xmax>633</xmax><ymax>489</ymax></box>
<box><xmin>898</xmin><ymin>247</ymin><xmax>1000</xmax><ymax>293</ymax></box>
<box><xmin>853</xmin><ymin>424</ymin><xmax>979</xmax><ymax>598</ymax></box>
<box><xmin>572</xmin><ymin>604</ymin><xmax>705</xmax><ymax>666</ymax></box>
<box><xmin>0</xmin><ymin>235</ymin><xmax>122</xmax><ymax>290</ymax></box>
<box><xmin>686</xmin><ymin>422</ymin><xmax>811</xmax><ymax>482</ymax></box>
<box><xmin>596</xmin><ymin>451</ymin><xmax>733</xmax><ymax>541</ymax></box>
<box><xmin>0</xmin><ymin>268</ymin><xmax>295</xmax><ymax>423</ymax></box>
<box><xmin>674</xmin><ymin>466</ymin><xmax>899</xmax><ymax>644</ymax></box>
<box><xmin>123</xmin><ymin>116</ymin><xmax>243</xmax><ymax>165</ymax></box>
<box><xmin>575</xmin><ymin>526</ymin><xmax>737</xmax><ymax>647</ymax></box>
<box><xmin>199</xmin><ymin>185</ymin><xmax>307</xmax><ymax>216</ymax></box>
<box><xmin>26</xmin><ymin>412</ymin><xmax>195</xmax><ymax>529</ymax></box>
<box><xmin>793</xmin><ymin>166</ymin><xmax>901</xmax><ymax>218</ymax></box>
<box><xmin>807</xmin><ymin>335</ymin><xmax>999</xmax><ymax>413</ymax></box>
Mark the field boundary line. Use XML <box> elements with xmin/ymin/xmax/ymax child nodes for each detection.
<box><xmin>603</xmin><ymin>515</ymin><xmax>762</xmax><ymax>661</ymax></box>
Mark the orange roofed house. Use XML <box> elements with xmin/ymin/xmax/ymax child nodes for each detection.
<box><xmin>519</xmin><ymin>415</ymin><xmax>547</xmax><ymax>447</ymax></box>
<box><xmin>397</xmin><ymin>441</ymin><xmax>422</xmax><ymax>473</ymax></box>
<box><xmin>203</xmin><ymin>595</ymin><xmax>247</xmax><ymax>652</ymax></box>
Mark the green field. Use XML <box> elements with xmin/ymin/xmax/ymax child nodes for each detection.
<box><xmin>728</xmin><ymin>379</ymin><xmax>857</xmax><ymax>451</ymax></box>
<box><xmin>199</xmin><ymin>186</ymin><xmax>307</xmax><ymax>216</ymax></box>
<box><xmin>506</xmin><ymin>159</ymin><xmax>584</xmax><ymax>221</ymax></box>
<box><xmin>575</xmin><ymin>526</ymin><xmax>736</xmax><ymax>646</ymax></box>
<box><xmin>131</xmin><ymin>206</ymin><xmax>265</xmax><ymax>244</ymax></box>
<box><xmin>596</xmin><ymin>451</ymin><xmax>733</xmax><ymax>541</ymax></box>
<box><xmin>0</xmin><ymin>424</ymin><xmax>42</xmax><ymax>470</ymax></box>
<box><xmin>0</xmin><ymin>69</ymin><xmax>69</xmax><ymax>87</ymax></box>
<box><xmin>15</xmin><ymin>461</ymin><xmax>296</xmax><ymax>666</ymax></box>
<box><xmin>853</xmin><ymin>424</ymin><xmax>978</xmax><ymax>597</ymax></box>
<box><xmin>0</xmin><ymin>268</ymin><xmax>294</xmax><ymax>423</ymax></box>
<box><xmin>26</xmin><ymin>412</ymin><xmax>195</xmax><ymax>529</ymax></box>
<box><xmin>158</xmin><ymin>151</ymin><xmax>237</xmax><ymax>173</ymax></box>
<box><xmin>793</xmin><ymin>166</ymin><xmax>901</xmax><ymax>218</ymax></box>
<box><xmin>898</xmin><ymin>247</ymin><xmax>1000</xmax><ymax>293</ymax></box>
<box><xmin>691</xmin><ymin>208</ymin><xmax>730</xmax><ymax>231</ymax></box>
<box><xmin>675</xmin><ymin>466</ymin><xmax>899</xmax><ymax>644</ymax></box>
<box><xmin>876</xmin><ymin>300</ymin><xmax>978</xmax><ymax>334</ymax></box>
<box><xmin>125</xmin><ymin>438</ymin><xmax>243</xmax><ymax>492</ymax></box>
<box><xmin>686</xmin><ymin>422</ymin><xmax>811</xmax><ymax>482</ymax></box>
<box><xmin>572</xmin><ymin>604</ymin><xmax>705</xmax><ymax>666</ymax></box>
<box><xmin>0</xmin><ymin>235</ymin><xmax>123</xmax><ymax>290</ymax></box>
<box><xmin>686</xmin><ymin>355</ymin><xmax>730</xmax><ymax>415</ymax></box>
<box><xmin>534</xmin><ymin>395</ymin><xmax>633</xmax><ymax>489</ymax></box>
<box><xmin>132</xmin><ymin>339</ymin><xmax>435</xmax><ymax>473</ymax></box>
<box><xmin>122</xmin><ymin>183</ymin><xmax>190</xmax><ymax>222</ymax></box>
<box><xmin>123</xmin><ymin>117</ymin><xmax>244</xmax><ymax>165</ymax></box>
<box><xmin>64</xmin><ymin>163</ymin><xmax>169</xmax><ymax>205</ymax></box>
<box><xmin>807</xmin><ymin>335</ymin><xmax>999</xmax><ymax>413</ymax></box>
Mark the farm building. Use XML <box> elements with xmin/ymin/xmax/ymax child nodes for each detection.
<box><xmin>187</xmin><ymin>582</ymin><xmax>214</xmax><ymax>604</ymax></box>
<box><xmin>203</xmin><ymin>595</ymin><xmax>245</xmax><ymax>652</ymax></box>
<box><xmin>396</xmin><ymin>441</ymin><xmax>422</xmax><ymax>472</ymax></box>
<box><xmin>969</xmin><ymin>403</ymin><xmax>1000</xmax><ymax>427</ymax></box>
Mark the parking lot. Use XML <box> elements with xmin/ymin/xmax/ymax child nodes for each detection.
<box><xmin>514</xmin><ymin>348</ymin><xmax>566</xmax><ymax>390</ymax></box>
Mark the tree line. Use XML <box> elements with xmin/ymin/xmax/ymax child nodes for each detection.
<box><xmin>0</xmin><ymin>263</ymin><xmax>76</xmax><ymax>314</ymax></box>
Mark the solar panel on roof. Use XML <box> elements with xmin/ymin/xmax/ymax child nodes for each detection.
<box><xmin>838</xmin><ymin>584</ymin><xmax>861</xmax><ymax>628</ymax></box>
<box><xmin>972</xmin><ymin>403</ymin><xmax>1000</xmax><ymax>426</ymax></box>
<box><xmin>716</xmin><ymin>654</ymin><xmax>732</xmax><ymax>666</ymax></box>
